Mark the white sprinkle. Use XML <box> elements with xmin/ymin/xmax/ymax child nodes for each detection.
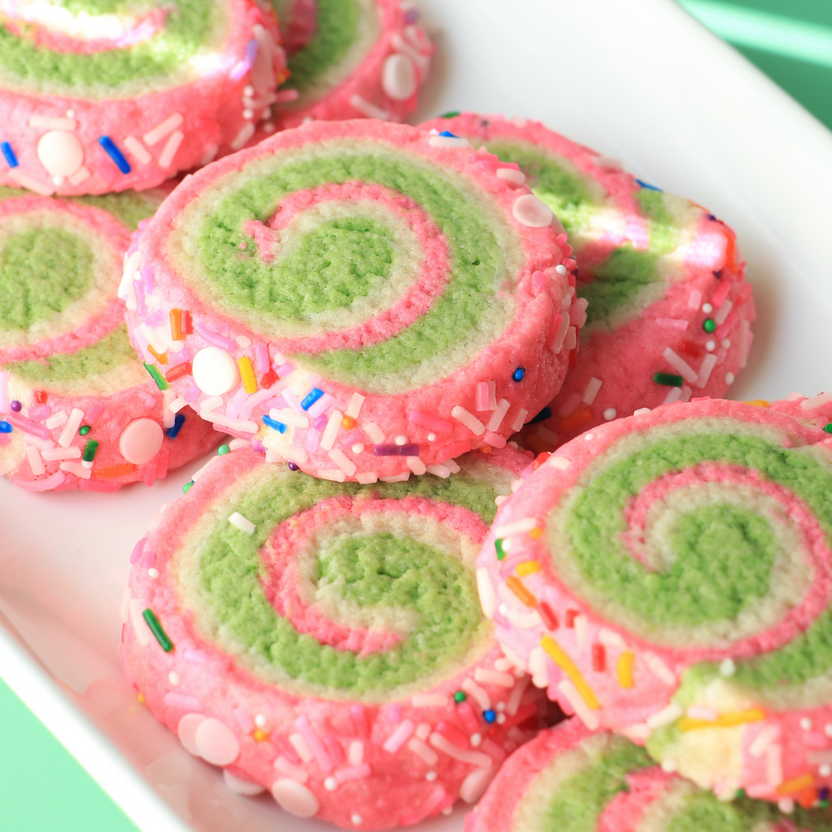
<box><xmin>427</xmin><ymin>433</ymin><xmax>436</xmax><ymax>442</ymax></box>
<box><xmin>821</xmin><ymin>765</ymin><xmax>832</xmax><ymax>777</ymax></box>
<box><xmin>584</xmin><ymin>434</ymin><xmax>594</xmax><ymax>442</ymax></box>
<box><xmin>168</xmin><ymin>671</ymin><xmax>180</xmax><ymax>685</ymax></box>
<box><xmin>352</xmin><ymin>815</ymin><xmax>363</xmax><ymax>825</ymax></box>
<box><xmin>318</xmin><ymin>469</ymin><xmax>347</xmax><ymax>482</ymax></box>
<box><xmin>474</xmin><ymin>669</ymin><xmax>515</xmax><ymax>688</ymax></box>
<box><xmin>644</xmin><ymin>654</ymin><xmax>676</xmax><ymax>686</ymax></box>
<box><xmin>8</xmin><ymin>169</ymin><xmax>54</xmax><ymax>196</ymax></box>
<box><xmin>487</xmin><ymin>399</ymin><xmax>511</xmax><ymax>432</ymax></box>
<box><xmin>143</xmin><ymin>113</ymin><xmax>184</xmax><ymax>145</ymax></box>
<box><xmin>356</xmin><ymin>472</ymin><xmax>379</xmax><ymax>484</ymax></box>
<box><xmin>721</xmin><ymin>339</ymin><xmax>731</xmax><ymax>349</ymax></box>
<box><xmin>406</xmin><ymin>456</ymin><xmax>426</xmax><ymax>475</ymax></box>
<box><xmin>688</xmin><ymin>289</ymin><xmax>702</xmax><ymax>309</ymax></box>
<box><xmin>351</xmin><ymin>443</ymin><xmax>365</xmax><ymax>454</ymax></box>
<box><xmin>324</xmin><ymin>777</ymin><xmax>338</xmax><ymax>791</ymax></box>
<box><xmin>407</xmin><ymin>737</ymin><xmax>438</xmax><ymax>765</ymax></box>
<box><xmin>778</xmin><ymin>798</ymin><xmax>794</xmax><ymax>815</ymax></box>
<box><xmin>349</xmin><ymin>94</ymin><xmax>391</xmax><ymax>120</ymax></box>
<box><xmin>345</xmin><ymin>392</ymin><xmax>364</xmax><ymax>419</ymax></box>
<box><xmin>148</xmin><ymin>568</ymin><xmax>160</xmax><ymax>579</ymax></box>
<box><xmin>646</xmin><ymin>703</ymin><xmax>684</xmax><ymax>729</ymax></box>
<box><xmin>825</xmin><ymin>724</ymin><xmax>832</xmax><ymax>737</ymax></box>
<box><xmin>428</xmin><ymin>135</ymin><xmax>470</xmax><ymax>149</ymax></box>
<box><xmin>720</xmin><ymin>658</ymin><xmax>736</xmax><ymax>676</ymax></box>
<box><xmin>425</xmin><ymin>771</ymin><xmax>437</xmax><ymax>782</ymax></box>
<box><xmin>255</xmin><ymin>714</ymin><xmax>268</xmax><ymax>728</ymax></box>
<box><xmin>702</xmin><ymin>302</ymin><xmax>713</xmax><ymax>313</ymax></box>
<box><xmin>320</xmin><ymin>410</ymin><xmax>343</xmax><ymax>451</ymax></box>
<box><xmin>662</xmin><ymin>348</ymin><xmax>698</xmax><ymax>383</ymax></box>
<box><xmin>58</xmin><ymin>407</ymin><xmax>84</xmax><ymax>448</ymax></box>
<box><xmin>461</xmin><ymin>678</ymin><xmax>491</xmax><ymax>711</ymax></box>
<box><xmin>123</xmin><ymin>135</ymin><xmax>152</xmax><ymax>165</ymax></box>
<box><xmin>749</xmin><ymin>726</ymin><xmax>780</xmax><ymax>758</ymax></box>
<box><xmin>231</xmin><ymin>123</ymin><xmax>256</xmax><ymax>150</ymax></box>
<box><xmin>416</xmin><ymin>723</ymin><xmax>431</xmax><ymax>741</ymax></box>
<box><xmin>706</xmin><ymin>340</ymin><xmax>716</xmax><ymax>351</ymax></box>
<box><xmin>550</xmin><ymin>312</ymin><xmax>571</xmax><ymax>353</ymax></box>
<box><xmin>41</xmin><ymin>446</ymin><xmax>80</xmax><ymax>461</ymax></box>
<box><xmin>714</xmin><ymin>299</ymin><xmax>733</xmax><ymax>326</ymax></box>
<box><xmin>494</xmin><ymin>518</ymin><xmax>537</xmax><ymax>538</ymax></box>
<box><xmin>29</xmin><ymin>115</ymin><xmax>76</xmax><ymax>130</ymax></box>
<box><xmin>394</xmin><ymin>435</ymin><xmax>408</xmax><ymax>445</ymax></box>
<box><xmin>158</xmin><ymin>130</ymin><xmax>184</xmax><ymax>169</ymax></box>
<box><xmin>582</xmin><ymin>377</ymin><xmax>603</xmax><ymax>405</ymax></box>
<box><xmin>512</xmin><ymin>194</ymin><xmax>554</xmax><ymax>227</ymax></box>
<box><xmin>428</xmin><ymin>733</ymin><xmax>492</xmax><ymax>767</ymax></box>
<box><xmin>801</xmin><ymin>718</ymin><xmax>813</xmax><ymax>731</ymax></box>
<box><xmin>243</xmin><ymin>109</ymin><xmax>254</xmax><ymax>120</ymax></box>
<box><xmin>510</xmin><ymin>408</ymin><xmax>529</xmax><ymax>433</ymax></box>
<box><xmin>412</xmin><ymin>694</ymin><xmax>448</xmax><ymax>708</ymax></box>
<box><xmin>451</xmin><ymin>405</ymin><xmax>485</xmax><ymax>435</ymax></box>
<box><xmin>549</xmin><ymin>456</ymin><xmax>571</xmax><ymax>471</ymax></box>
<box><xmin>663</xmin><ymin>387</ymin><xmax>682</xmax><ymax>406</ymax></box>
<box><xmin>274</xmin><ymin>756</ymin><xmax>309</xmax><ymax>783</ymax></box>
<box><xmin>477</xmin><ymin>568</ymin><xmax>496</xmax><ymax>619</ymax></box>
<box><xmin>229</xmin><ymin>512</ymin><xmax>256</xmax><ymax>535</ymax></box>
<box><xmin>363</xmin><ymin>421</ymin><xmax>386</xmax><ymax>444</ymax></box>
<box><xmin>695</xmin><ymin>354</ymin><xmax>718</xmax><ymax>388</ymax></box>
<box><xmin>725</xmin><ymin>372</ymin><xmax>735</xmax><ymax>384</ymax></box>
<box><xmin>24</xmin><ymin>446</ymin><xmax>45</xmax><ymax>476</ymax></box>
<box><xmin>602</xmin><ymin>408</ymin><xmax>617</xmax><ymax>421</ymax></box>
<box><xmin>268</xmin><ymin>409</ymin><xmax>309</xmax><ymax>428</ymax></box>
<box><xmin>469</xmin><ymin>733</ymin><xmax>482</xmax><ymax>747</ymax></box>
<box><xmin>426</xmin><ymin>464</ymin><xmax>451</xmax><ymax>478</ymax></box>
<box><xmin>496</xmin><ymin>167</ymin><xmax>525</xmax><ymax>185</ymax></box>
<box><xmin>661</xmin><ymin>758</ymin><xmax>677</xmax><ymax>773</ymax></box>
<box><xmin>620</xmin><ymin>724</ymin><xmax>651</xmax><ymax>742</ymax></box>
<box><xmin>557</xmin><ymin>680</ymin><xmax>599</xmax><ymax>730</ymax></box>
<box><xmin>555</xmin><ymin>264</ymin><xmax>568</xmax><ymax>276</ymax></box>
<box><xmin>384</xmin><ymin>720</ymin><xmax>415</xmax><ymax>753</ymax></box>
<box><xmin>328</xmin><ymin>449</ymin><xmax>356</xmax><ymax>477</ymax></box>
<box><xmin>445</xmin><ymin>459</ymin><xmax>461</xmax><ymax>474</ymax></box>
<box><xmin>289</xmin><ymin>733</ymin><xmax>314</xmax><ymax>763</ymax></box>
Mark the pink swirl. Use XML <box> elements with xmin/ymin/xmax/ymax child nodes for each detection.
<box><xmin>243</xmin><ymin>182</ymin><xmax>452</xmax><ymax>353</ymax></box>
<box><xmin>259</xmin><ymin>495</ymin><xmax>489</xmax><ymax>656</ymax></box>
<box><xmin>620</xmin><ymin>462</ymin><xmax>832</xmax><ymax>661</ymax></box>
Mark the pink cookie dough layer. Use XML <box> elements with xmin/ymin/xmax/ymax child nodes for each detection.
<box><xmin>124</xmin><ymin>119</ymin><xmax>576</xmax><ymax>482</ymax></box>
<box><xmin>474</xmin><ymin>396</ymin><xmax>832</xmax><ymax>805</ymax></box>
<box><xmin>419</xmin><ymin>113</ymin><xmax>754</xmax><ymax>450</ymax></box>
<box><xmin>121</xmin><ymin>445</ymin><xmax>550</xmax><ymax>829</ymax></box>
<box><xmin>0</xmin><ymin>0</ymin><xmax>286</xmax><ymax>195</ymax></box>
<box><xmin>0</xmin><ymin>188</ymin><xmax>218</xmax><ymax>491</ymax></box>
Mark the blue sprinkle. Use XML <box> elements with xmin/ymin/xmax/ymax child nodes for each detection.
<box><xmin>635</xmin><ymin>178</ymin><xmax>662</xmax><ymax>192</ymax></box>
<box><xmin>98</xmin><ymin>136</ymin><xmax>131</xmax><ymax>174</ymax></box>
<box><xmin>0</xmin><ymin>421</ymin><xmax>11</xmax><ymax>433</ymax></box>
<box><xmin>301</xmin><ymin>388</ymin><xmax>324</xmax><ymax>410</ymax></box>
<box><xmin>512</xmin><ymin>367</ymin><xmax>525</xmax><ymax>382</ymax></box>
<box><xmin>483</xmin><ymin>709</ymin><xmax>496</xmax><ymax>724</ymax></box>
<box><xmin>263</xmin><ymin>414</ymin><xmax>287</xmax><ymax>433</ymax></box>
<box><xmin>439</xmin><ymin>130</ymin><xmax>459</xmax><ymax>138</ymax></box>
<box><xmin>1</xmin><ymin>142</ymin><xmax>19</xmax><ymax>169</ymax></box>
<box><xmin>166</xmin><ymin>412</ymin><xmax>185</xmax><ymax>439</ymax></box>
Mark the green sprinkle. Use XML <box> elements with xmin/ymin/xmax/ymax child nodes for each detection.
<box><xmin>143</xmin><ymin>362</ymin><xmax>169</xmax><ymax>390</ymax></box>
<box><xmin>653</xmin><ymin>372</ymin><xmax>684</xmax><ymax>387</ymax></box>
<box><xmin>82</xmin><ymin>439</ymin><xmax>99</xmax><ymax>463</ymax></box>
<box><xmin>183</xmin><ymin>481</ymin><xmax>194</xmax><ymax>494</ymax></box>
<box><xmin>453</xmin><ymin>690</ymin><xmax>466</xmax><ymax>703</ymax></box>
<box><xmin>142</xmin><ymin>609</ymin><xmax>173</xmax><ymax>653</ymax></box>
<box><xmin>495</xmin><ymin>538</ymin><xmax>506</xmax><ymax>560</ymax></box>
<box><xmin>79</xmin><ymin>425</ymin><xmax>90</xmax><ymax>436</ymax></box>
<box><xmin>440</xmin><ymin>111</ymin><xmax>461</xmax><ymax>119</ymax></box>
<box><xmin>218</xmin><ymin>444</ymin><xmax>231</xmax><ymax>455</ymax></box>
<box><xmin>824</xmin><ymin>424</ymin><xmax>832</xmax><ymax>434</ymax></box>
<box><xmin>703</xmin><ymin>318</ymin><xmax>716</xmax><ymax>333</ymax></box>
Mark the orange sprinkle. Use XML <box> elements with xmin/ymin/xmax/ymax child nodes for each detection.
<box><xmin>253</xmin><ymin>729</ymin><xmax>270</xmax><ymax>742</ymax></box>
<box><xmin>170</xmin><ymin>308</ymin><xmax>184</xmax><ymax>341</ymax></box>
<box><xmin>798</xmin><ymin>788</ymin><xmax>818</xmax><ymax>809</ymax></box>
<box><xmin>527</xmin><ymin>434</ymin><xmax>554</xmax><ymax>455</ymax></box>
<box><xmin>616</xmin><ymin>652</ymin><xmax>635</xmax><ymax>688</ymax></box>
<box><xmin>516</xmin><ymin>561</ymin><xmax>541</xmax><ymax>577</ymax></box>
<box><xmin>341</xmin><ymin>415</ymin><xmax>357</xmax><ymax>430</ymax></box>
<box><xmin>94</xmin><ymin>463</ymin><xmax>136</xmax><ymax>479</ymax></box>
<box><xmin>506</xmin><ymin>576</ymin><xmax>537</xmax><ymax>607</ymax></box>
<box><xmin>147</xmin><ymin>344</ymin><xmax>168</xmax><ymax>365</ymax></box>
<box><xmin>481</xmin><ymin>445</ymin><xmax>492</xmax><ymax>454</ymax></box>
<box><xmin>744</xmin><ymin>399</ymin><xmax>770</xmax><ymax>408</ymax></box>
<box><xmin>778</xmin><ymin>774</ymin><xmax>815</xmax><ymax>796</ymax></box>
<box><xmin>529</xmin><ymin>527</ymin><xmax>543</xmax><ymax>539</ymax></box>
<box><xmin>137</xmin><ymin>693</ymin><xmax>145</xmax><ymax>703</ymax></box>
<box><xmin>560</xmin><ymin>407</ymin><xmax>593</xmax><ymax>433</ymax></box>
<box><xmin>679</xmin><ymin>708</ymin><xmax>766</xmax><ymax>732</ymax></box>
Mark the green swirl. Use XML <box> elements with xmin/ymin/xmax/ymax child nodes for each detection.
<box><xmin>179</xmin><ymin>461</ymin><xmax>508</xmax><ymax>700</ymax></box>
<box><xmin>549</xmin><ymin>424</ymin><xmax>832</xmax><ymax>698</ymax></box>
<box><xmin>521</xmin><ymin>737</ymin><xmax>832</xmax><ymax>832</ymax></box>
<box><xmin>187</xmin><ymin>145</ymin><xmax>517</xmax><ymax>394</ymax></box>
<box><xmin>485</xmin><ymin>140</ymin><xmax>678</xmax><ymax>329</ymax></box>
<box><xmin>0</xmin><ymin>0</ymin><xmax>218</xmax><ymax>95</ymax></box>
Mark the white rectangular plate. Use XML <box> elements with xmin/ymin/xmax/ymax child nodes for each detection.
<box><xmin>3</xmin><ymin>0</ymin><xmax>832</xmax><ymax>829</ymax></box>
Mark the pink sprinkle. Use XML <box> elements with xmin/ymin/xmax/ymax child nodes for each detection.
<box><xmin>275</xmin><ymin>89</ymin><xmax>300</xmax><ymax>103</ymax></box>
<box><xmin>139</xmin><ymin>266</ymin><xmax>154</xmax><ymax>290</ymax></box>
<box><xmin>407</xmin><ymin>410</ymin><xmax>453</xmax><ymax>433</ymax></box>
<box><xmin>475</xmin><ymin>382</ymin><xmax>490</xmax><ymax>412</ymax></box>
<box><xmin>144</xmin><ymin>310</ymin><xmax>165</xmax><ymax>327</ymax></box>
<box><xmin>653</xmin><ymin>317</ymin><xmax>689</xmax><ymax>330</ymax></box>
<box><xmin>335</xmin><ymin>764</ymin><xmax>371</xmax><ymax>783</ymax></box>
<box><xmin>688</xmin><ymin>289</ymin><xmax>702</xmax><ymax>309</ymax></box>
<box><xmin>274</xmin><ymin>735</ymin><xmax>301</xmax><ymax>765</ymax></box>
<box><xmin>435</xmin><ymin>720</ymin><xmax>468</xmax><ymax>749</ymax></box>
<box><xmin>85</xmin><ymin>402</ymin><xmax>104</xmax><ymax>424</ymax></box>
<box><xmin>194</xmin><ymin>322</ymin><xmax>236</xmax><ymax>352</ymax></box>
<box><xmin>483</xmin><ymin>431</ymin><xmax>507</xmax><ymax>448</ymax></box>
<box><xmin>14</xmin><ymin>471</ymin><xmax>66</xmax><ymax>491</ymax></box>
<box><xmin>282</xmin><ymin>388</ymin><xmax>302</xmax><ymax>413</ymax></box>
<box><xmin>134</xmin><ymin>281</ymin><xmax>147</xmax><ymax>317</ymax></box>
<box><xmin>480</xmin><ymin>738</ymin><xmax>507</xmax><ymax>763</ymax></box>
<box><xmin>255</xmin><ymin>343</ymin><xmax>269</xmax><ymax>373</ymax></box>
<box><xmin>143</xmin><ymin>395</ymin><xmax>156</xmax><ymax>408</ymax></box>
<box><xmin>715</xmin><ymin>311</ymin><xmax>739</xmax><ymax>340</ymax></box>
<box><xmin>183</xmin><ymin>649</ymin><xmax>213</xmax><ymax>664</ymax></box>
<box><xmin>235</xmin><ymin>709</ymin><xmax>254</xmax><ymax>733</ymax></box>
<box><xmin>28</xmin><ymin>405</ymin><xmax>51</xmax><ymax>421</ymax></box>
<box><xmin>305</xmin><ymin>430</ymin><xmax>321</xmax><ymax>452</ymax></box>
<box><xmin>130</xmin><ymin>540</ymin><xmax>146</xmax><ymax>564</ymax></box>
<box><xmin>457</xmin><ymin>702</ymin><xmax>480</xmax><ymax>734</ymax></box>
<box><xmin>388</xmin><ymin>703</ymin><xmax>402</xmax><ymax>723</ymax></box>
<box><xmin>184</xmin><ymin>385</ymin><xmax>200</xmax><ymax>403</ymax></box>
<box><xmin>277</xmin><ymin>362</ymin><xmax>295</xmax><ymax>376</ymax></box>
<box><xmin>307</xmin><ymin>392</ymin><xmax>335</xmax><ymax>419</ymax></box>
<box><xmin>137</xmin><ymin>219</ymin><xmax>149</xmax><ymax>230</ymax></box>
<box><xmin>0</xmin><ymin>371</ymin><xmax>9</xmax><ymax>413</ymax></box>
<box><xmin>383</xmin><ymin>720</ymin><xmax>415</xmax><ymax>753</ymax></box>
<box><xmin>350</xmin><ymin>706</ymin><xmax>369</xmax><ymax>738</ymax></box>
<box><xmin>294</xmin><ymin>716</ymin><xmax>333</xmax><ymax>772</ymax></box>
<box><xmin>226</xmin><ymin>386</ymin><xmax>249</xmax><ymax>421</ymax></box>
<box><xmin>711</xmin><ymin>279</ymin><xmax>732</xmax><ymax>309</ymax></box>
<box><xmin>164</xmin><ymin>693</ymin><xmax>201</xmax><ymax>710</ymax></box>
<box><xmin>325</xmin><ymin>737</ymin><xmax>345</xmax><ymax>766</ymax></box>
<box><xmin>141</xmin><ymin>548</ymin><xmax>156</xmax><ymax>568</ymax></box>
<box><xmin>6</xmin><ymin>412</ymin><xmax>51</xmax><ymax>439</ymax></box>
<box><xmin>804</xmin><ymin>732</ymin><xmax>828</xmax><ymax>749</ymax></box>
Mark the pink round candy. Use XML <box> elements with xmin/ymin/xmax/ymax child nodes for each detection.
<box><xmin>194</xmin><ymin>718</ymin><xmax>240</xmax><ymax>766</ymax></box>
<box><xmin>118</xmin><ymin>418</ymin><xmax>165</xmax><ymax>465</ymax></box>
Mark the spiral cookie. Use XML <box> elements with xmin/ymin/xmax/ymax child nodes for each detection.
<box><xmin>269</xmin><ymin>0</ymin><xmax>433</xmax><ymax>130</ymax></box>
<box><xmin>466</xmin><ymin>721</ymin><xmax>832</xmax><ymax>832</ymax></box>
<box><xmin>121</xmin><ymin>445</ymin><xmax>549</xmax><ymax>829</ymax></box>
<box><xmin>0</xmin><ymin>187</ymin><xmax>218</xmax><ymax>492</ymax></box>
<box><xmin>124</xmin><ymin>120</ymin><xmax>573</xmax><ymax>482</ymax></box>
<box><xmin>0</xmin><ymin>0</ymin><xmax>286</xmax><ymax>196</ymax></box>
<box><xmin>476</xmin><ymin>397</ymin><xmax>832</xmax><ymax>804</ymax></box>
<box><xmin>421</xmin><ymin>113</ymin><xmax>754</xmax><ymax>449</ymax></box>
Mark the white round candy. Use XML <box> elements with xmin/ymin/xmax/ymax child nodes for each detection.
<box><xmin>512</xmin><ymin>194</ymin><xmax>554</xmax><ymax>228</ymax></box>
<box><xmin>177</xmin><ymin>713</ymin><xmax>205</xmax><ymax>756</ymax></box>
<box><xmin>271</xmin><ymin>779</ymin><xmax>320</xmax><ymax>818</ymax></box>
<box><xmin>223</xmin><ymin>770</ymin><xmax>266</xmax><ymax>796</ymax></box>
<box><xmin>118</xmin><ymin>418</ymin><xmax>164</xmax><ymax>465</ymax></box>
<box><xmin>192</xmin><ymin>347</ymin><xmax>239</xmax><ymax>396</ymax></box>
<box><xmin>195</xmin><ymin>717</ymin><xmax>240</xmax><ymax>766</ymax></box>
<box><xmin>382</xmin><ymin>54</ymin><xmax>417</xmax><ymax>100</ymax></box>
<box><xmin>37</xmin><ymin>131</ymin><xmax>84</xmax><ymax>178</ymax></box>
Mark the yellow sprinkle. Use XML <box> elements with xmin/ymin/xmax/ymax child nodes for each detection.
<box><xmin>238</xmin><ymin>356</ymin><xmax>257</xmax><ymax>394</ymax></box>
<box><xmin>516</xmin><ymin>561</ymin><xmax>541</xmax><ymax>577</ymax></box>
<box><xmin>679</xmin><ymin>708</ymin><xmax>766</xmax><ymax>732</ymax></box>
<box><xmin>777</xmin><ymin>774</ymin><xmax>815</xmax><ymax>796</ymax></box>
<box><xmin>540</xmin><ymin>635</ymin><xmax>600</xmax><ymax>710</ymax></box>
<box><xmin>253</xmin><ymin>729</ymin><xmax>270</xmax><ymax>742</ymax></box>
<box><xmin>616</xmin><ymin>651</ymin><xmax>635</xmax><ymax>689</ymax></box>
<box><xmin>529</xmin><ymin>527</ymin><xmax>543</xmax><ymax>539</ymax></box>
<box><xmin>744</xmin><ymin>399</ymin><xmax>770</xmax><ymax>408</ymax></box>
<box><xmin>506</xmin><ymin>576</ymin><xmax>537</xmax><ymax>607</ymax></box>
<box><xmin>137</xmin><ymin>693</ymin><xmax>145</xmax><ymax>703</ymax></box>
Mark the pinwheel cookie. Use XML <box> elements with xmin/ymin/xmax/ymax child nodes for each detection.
<box><xmin>476</xmin><ymin>397</ymin><xmax>832</xmax><ymax>806</ymax></box>
<box><xmin>0</xmin><ymin>187</ymin><xmax>217</xmax><ymax>492</ymax></box>
<box><xmin>0</xmin><ymin>0</ymin><xmax>286</xmax><ymax>195</ymax></box>
<box><xmin>124</xmin><ymin>120</ymin><xmax>575</xmax><ymax>482</ymax></box>
<box><xmin>466</xmin><ymin>721</ymin><xmax>832</xmax><ymax>832</ymax></box>
<box><xmin>421</xmin><ymin>113</ymin><xmax>754</xmax><ymax>449</ymax></box>
<box><xmin>121</xmin><ymin>446</ymin><xmax>548</xmax><ymax>829</ymax></box>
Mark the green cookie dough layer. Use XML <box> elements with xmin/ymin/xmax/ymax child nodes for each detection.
<box><xmin>0</xmin><ymin>0</ymin><xmax>224</xmax><ymax>96</ymax></box>
<box><xmin>548</xmin><ymin>420</ymin><xmax>832</xmax><ymax>707</ymax></box>
<box><xmin>180</xmin><ymin>142</ymin><xmax>519</xmax><ymax>394</ymax></box>
<box><xmin>177</xmin><ymin>462</ymin><xmax>502</xmax><ymax>701</ymax></box>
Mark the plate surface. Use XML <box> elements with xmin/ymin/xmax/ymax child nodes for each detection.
<box><xmin>3</xmin><ymin>0</ymin><xmax>832</xmax><ymax>829</ymax></box>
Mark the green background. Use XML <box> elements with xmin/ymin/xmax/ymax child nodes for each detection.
<box><xmin>1</xmin><ymin>1</ymin><xmax>831</xmax><ymax>829</ymax></box>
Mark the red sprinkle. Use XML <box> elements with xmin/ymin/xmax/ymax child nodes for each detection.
<box><xmin>165</xmin><ymin>362</ymin><xmax>192</xmax><ymax>382</ymax></box>
<box><xmin>565</xmin><ymin>609</ymin><xmax>578</xmax><ymax>628</ymax></box>
<box><xmin>538</xmin><ymin>601</ymin><xmax>559</xmax><ymax>630</ymax></box>
<box><xmin>677</xmin><ymin>339</ymin><xmax>705</xmax><ymax>360</ymax></box>
<box><xmin>33</xmin><ymin>390</ymin><xmax>47</xmax><ymax>404</ymax></box>
<box><xmin>592</xmin><ymin>644</ymin><xmax>606</xmax><ymax>672</ymax></box>
<box><xmin>180</xmin><ymin>310</ymin><xmax>193</xmax><ymax>334</ymax></box>
<box><xmin>260</xmin><ymin>370</ymin><xmax>278</xmax><ymax>389</ymax></box>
